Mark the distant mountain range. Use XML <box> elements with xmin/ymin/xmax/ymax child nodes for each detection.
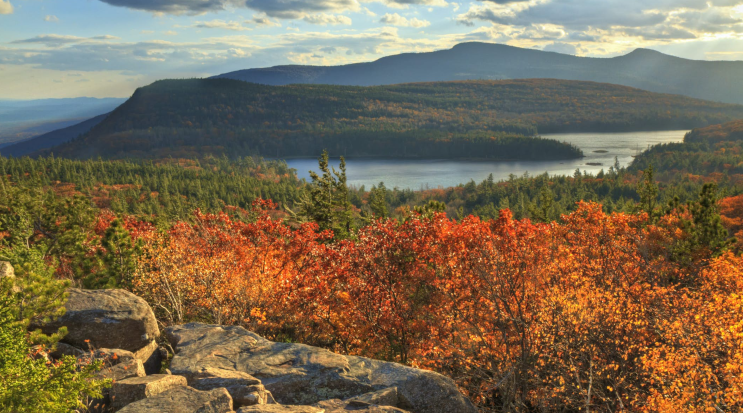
<box><xmin>1</xmin><ymin>113</ymin><xmax>109</xmax><ymax>158</ymax></box>
<box><xmin>37</xmin><ymin>78</ymin><xmax>743</xmax><ymax>160</ymax></box>
<box><xmin>0</xmin><ymin>97</ymin><xmax>125</xmax><ymax>145</ymax></box>
<box><xmin>215</xmin><ymin>42</ymin><xmax>743</xmax><ymax>105</ymax></box>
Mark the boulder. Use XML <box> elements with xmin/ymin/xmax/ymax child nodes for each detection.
<box><xmin>133</xmin><ymin>339</ymin><xmax>162</xmax><ymax>375</ymax></box>
<box><xmin>37</xmin><ymin>288</ymin><xmax>159</xmax><ymax>352</ymax></box>
<box><xmin>87</xmin><ymin>359</ymin><xmax>146</xmax><ymax>413</ymax></box>
<box><xmin>166</xmin><ymin>324</ymin><xmax>477</xmax><ymax>413</ymax></box>
<box><xmin>97</xmin><ymin>358</ymin><xmax>146</xmax><ymax>382</ymax></box>
<box><xmin>111</xmin><ymin>374</ymin><xmax>188</xmax><ymax>410</ymax></box>
<box><xmin>346</xmin><ymin>388</ymin><xmax>399</xmax><ymax>408</ymax></box>
<box><xmin>238</xmin><ymin>406</ymin><xmax>324</xmax><ymax>413</ymax></box>
<box><xmin>314</xmin><ymin>399</ymin><xmax>409</xmax><ymax>412</ymax></box>
<box><xmin>50</xmin><ymin>342</ymin><xmax>86</xmax><ymax>360</ymax></box>
<box><xmin>187</xmin><ymin>367</ymin><xmax>274</xmax><ymax>408</ymax></box>
<box><xmin>93</xmin><ymin>348</ymin><xmax>136</xmax><ymax>366</ymax></box>
<box><xmin>117</xmin><ymin>386</ymin><xmax>233</xmax><ymax>413</ymax></box>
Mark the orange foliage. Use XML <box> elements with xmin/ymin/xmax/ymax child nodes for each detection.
<box><xmin>129</xmin><ymin>202</ymin><xmax>743</xmax><ymax>412</ymax></box>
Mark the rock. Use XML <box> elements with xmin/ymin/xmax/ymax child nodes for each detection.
<box><xmin>187</xmin><ymin>367</ymin><xmax>275</xmax><ymax>408</ymax></box>
<box><xmin>117</xmin><ymin>386</ymin><xmax>233</xmax><ymax>413</ymax></box>
<box><xmin>93</xmin><ymin>348</ymin><xmax>136</xmax><ymax>366</ymax></box>
<box><xmin>111</xmin><ymin>374</ymin><xmax>188</xmax><ymax>410</ymax></box>
<box><xmin>50</xmin><ymin>342</ymin><xmax>86</xmax><ymax>360</ymax></box>
<box><xmin>0</xmin><ymin>261</ymin><xmax>14</xmax><ymax>279</ymax></box>
<box><xmin>134</xmin><ymin>340</ymin><xmax>162</xmax><ymax>375</ymax></box>
<box><xmin>97</xmin><ymin>358</ymin><xmax>146</xmax><ymax>382</ymax></box>
<box><xmin>237</xmin><ymin>406</ymin><xmax>324</xmax><ymax>413</ymax></box>
<box><xmin>37</xmin><ymin>288</ymin><xmax>159</xmax><ymax>352</ymax></box>
<box><xmin>347</xmin><ymin>388</ymin><xmax>399</xmax><ymax>408</ymax></box>
<box><xmin>87</xmin><ymin>359</ymin><xmax>146</xmax><ymax>413</ymax></box>
<box><xmin>166</xmin><ymin>324</ymin><xmax>477</xmax><ymax>413</ymax></box>
<box><xmin>314</xmin><ymin>399</ymin><xmax>409</xmax><ymax>412</ymax></box>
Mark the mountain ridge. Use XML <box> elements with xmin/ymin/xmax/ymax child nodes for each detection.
<box><xmin>214</xmin><ymin>42</ymin><xmax>743</xmax><ymax>105</ymax></box>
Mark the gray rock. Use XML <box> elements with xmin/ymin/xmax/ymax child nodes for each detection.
<box><xmin>166</xmin><ymin>324</ymin><xmax>477</xmax><ymax>413</ymax></box>
<box><xmin>50</xmin><ymin>342</ymin><xmax>86</xmax><ymax>360</ymax></box>
<box><xmin>238</xmin><ymin>406</ymin><xmax>324</xmax><ymax>413</ymax></box>
<box><xmin>37</xmin><ymin>288</ymin><xmax>160</xmax><ymax>352</ymax></box>
<box><xmin>96</xmin><ymin>358</ymin><xmax>146</xmax><ymax>381</ymax></box>
<box><xmin>117</xmin><ymin>386</ymin><xmax>233</xmax><ymax>413</ymax></box>
<box><xmin>134</xmin><ymin>340</ymin><xmax>162</xmax><ymax>375</ymax></box>
<box><xmin>187</xmin><ymin>367</ymin><xmax>274</xmax><ymax>408</ymax></box>
<box><xmin>314</xmin><ymin>399</ymin><xmax>409</xmax><ymax>412</ymax></box>
<box><xmin>88</xmin><ymin>359</ymin><xmax>146</xmax><ymax>413</ymax></box>
<box><xmin>93</xmin><ymin>348</ymin><xmax>136</xmax><ymax>366</ymax></box>
<box><xmin>111</xmin><ymin>374</ymin><xmax>188</xmax><ymax>410</ymax></box>
<box><xmin>347</xmin><ymin>388</ymin><xmax>399</xmax><ymax>408</ymax></box>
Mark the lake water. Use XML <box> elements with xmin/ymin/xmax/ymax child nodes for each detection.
<box><xmin>286</xmin><ymin>130</ymin><xmax>688</xmax><ymax>190</ymax></box>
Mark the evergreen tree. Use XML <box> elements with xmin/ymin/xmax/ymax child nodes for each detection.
<box><xmin>369</xmin><ymin>182</ymin><xmax>389</xmax><ymax>219</ymax></box>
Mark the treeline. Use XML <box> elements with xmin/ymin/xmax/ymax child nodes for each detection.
<box><xmin>0</xmin><ymin>156</ymin><xmax>304</xmax><ymax>219</ymax></box>
<box><xmin>42</xmin><ymin>78</ymin><xmax>743</xmax><ymax>160</ymax></box>
<box><xmin>631</xmin><ymin>119</ymin><xmax>743</xmax><ymax>181</ymax></box>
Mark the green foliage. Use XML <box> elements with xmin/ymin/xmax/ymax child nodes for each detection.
<box><xmin>688</xmin><ymin>183</ymin><xmax>731</xmax><ymax>257</ymax></box>
<box><xmin>637</xmin><ymin>165</ymin><xmax>660</xmax><ymax>220</ymax></box>
<box><xmin>294</xmin><ymin>151</ymin><xmax>353</xmax><ymax>239</ymax></box>
<box><xmin>87</xmin><ymin>219</ymin><xmax>141</xmax><ymax>289</ymax></box>
<box><xmin>0</xmin><ymin>281</ymin><xmax>109</xmax><ymax>413</ymax></box>
<box><xmin>0</xmin><ymin>155</ymin><xmax>304</xmax><ymax>218</ymax></box>
<box><xmin>368</xmin><ymin>183</ymin><xmax>389</xmax><ymax>219</ymax></box>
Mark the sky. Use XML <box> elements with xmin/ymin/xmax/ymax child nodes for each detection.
<box><xmin>1</xmin><ymin>0</ymin><xmax>743</xmax><ymax>99</ymax></box>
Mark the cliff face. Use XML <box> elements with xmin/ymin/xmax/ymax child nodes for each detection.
<box><xmin>25</xmin><ymin>278</ymin><xmax>476</xmax><ymax>413</ymax></box>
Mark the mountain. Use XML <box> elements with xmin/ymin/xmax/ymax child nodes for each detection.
<box><xmin>1</xmin><ymin>113</ymin><xmax>109</xmax><ymax>158</ymax></box>
<box><xmin>215</xmin><ymin>42</ymin><xmax>743</xmax><ymax>105</ymax></box>
<box><xmin>40</xmin><ymin>78</ymin><xmax>743</xmax><ymax>160</ymax></box>
<box><xmin>0</xmin><ymin>97</ymin><xmax>126</xmax><ymax>144</ymax></box>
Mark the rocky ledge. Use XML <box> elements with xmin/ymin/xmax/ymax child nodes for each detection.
<box><xmin>16</xmin><ymin>266</ymin><xmax>477</xmax><ymax>413</ymax></box>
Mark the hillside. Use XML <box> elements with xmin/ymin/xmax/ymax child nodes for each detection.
<box><xmin>45</xmin><ymin>78</ymin><xmax>743</xmax><ymax>160</ymax></box>
<box><xmin>215</xmin><ymin>42</ymin><xmax>743</xmax><ymax>105</ymax></box>
<box><xmin>1</xmin><ymin>113</ymin><xmax>109</xmax><ymax>157</ymax></box>
<box><xmin>631</xmin><ymin>119</ymin><xmax>743</xmax><ymax>180</ymax></box>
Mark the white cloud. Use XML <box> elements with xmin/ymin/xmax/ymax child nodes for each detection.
<box><xmin>380</xmin><ymin>13</ymin><xmax>431</xmax><ymax>27</ymax></box>
<box><xmin>44</xmin><ymin>15</ymin><xmax>60</xmax><ymax>22</ymax></box>
<box><xmin>302</xmin><ymin>13</ymin><xmax>353</xmax><ymax>25</ymax></box>
<box><xmin>0</xmin><ymin>0</ymin><xmax>12</xmax><ymax>14</ymax></box>
<box><xmin>191</xmin><ymin>20</ymin><xmax>251</xmax><ymax>31</ymax></box>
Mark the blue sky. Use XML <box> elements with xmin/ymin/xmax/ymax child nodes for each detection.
<box><xmin>1</xmin><ymin>0</ymin><xmax>743</xmax><ymax>99</ymax></box>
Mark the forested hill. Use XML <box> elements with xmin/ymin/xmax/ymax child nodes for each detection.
<box><xmin>44</xmin><ymin>78</ymin><xmax>743</xmax><ymax>160</ymax></box>
<box><xmin>215</xmin><ymin>42</ymin><xmax>743</xmax><ymax>105</ymax></box>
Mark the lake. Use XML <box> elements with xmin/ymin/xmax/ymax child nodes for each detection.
<box><xmin>286</xmin><ymin>130</ymin><xmax>688</xmax><ymax>190</ymax></box>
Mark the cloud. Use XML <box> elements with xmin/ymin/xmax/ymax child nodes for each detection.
<box><xmin>11</xmin><ymin>34</ymin><xmax>120</xmax><ymax>47</ymax></box>
<box><xmin>543</xmin><ymin>41</ymin><xmax>577</xmax><ymax>54</ymax></box>
<box><xmin>0</xmin><ymin>0</ymin><xmax>12</xmax><ymax>14</ymax></box>
<box><xmin>246</xmin><ymin>15</ymin><xmax>281</xmax><ymax>26</ymax></box>
<box><xmin>381</xmin><ymin>0</ymin><xmax>449</xmax><ymax>8</ymax></box>
<box><xmin>302</xmin><ymin>13</ymin><xmax>353</xmax><ymax>25</ymax></box>
<box><xmin>44</xmin><ymin>15</ymin><xmax>60</xmax><ymax>22</ymax></box>
<box><xmin>191</xmin><ymin>19</ymin><xmax>251</xmax><ymax>31</ymax></box>
<box><xmin>98</xmin><ymin>0</ymin><xmax>236</xmax><ymax>15</ymax></box>
<box><xmin>380</xmin><ymin>13</ymin><xmax>431</xmax><ymax>27</ymax></box>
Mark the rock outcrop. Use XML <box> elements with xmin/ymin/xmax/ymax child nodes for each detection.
<box><xmin>111</xmin><ymin>374</ymin><xmax>188</xmax><ymax>409</ymax></box>
<box><xmin>3</xmin><ymin>258</ymin><xmax>474</xmax><ymax>413</ymax></box>
<box><xmin>165</xmin><ymin>323</ymin><xmax>477</xmax><ymax>413</ymax></box>
<box><xmin>117</xmin><ymin>386</ymin><xmax>233</xmax><ymax>413</ymax></box>
<box><xmin>39</xmin><ymin>288</ymin><xmax>160</xmax><ymax>352</ymax></box>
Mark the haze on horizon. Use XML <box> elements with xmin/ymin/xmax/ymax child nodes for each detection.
<box><xmin>1</xmin><ymin>0</ymin><xmax>743</xmax><ymax>100</ymax></box>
